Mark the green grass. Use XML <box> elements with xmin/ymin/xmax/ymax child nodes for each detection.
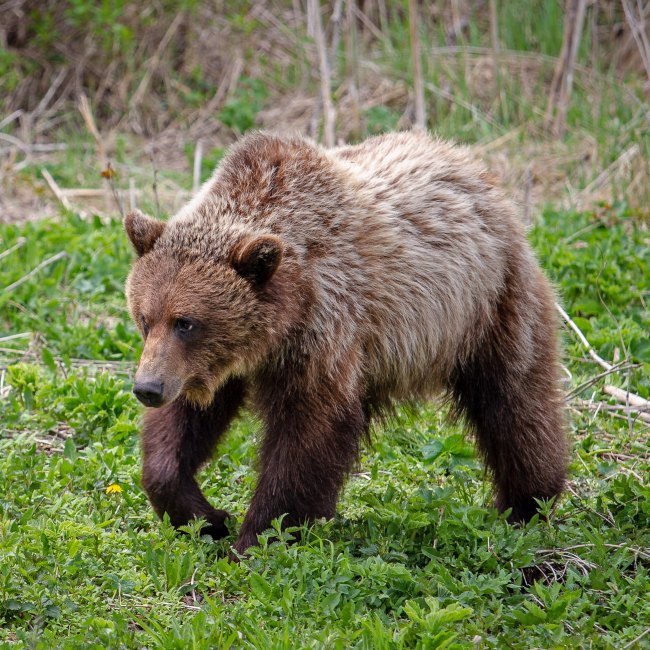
<box><xmin>0</xmin><ymin>202</ymin><xmax>648</xmax><ymax>648</ymax></box>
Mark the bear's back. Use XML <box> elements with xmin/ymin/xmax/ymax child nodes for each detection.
<box><xmin>323</xmin><ymin>132</ymin><xmax>527</xmax><ymax>394</ymax></box>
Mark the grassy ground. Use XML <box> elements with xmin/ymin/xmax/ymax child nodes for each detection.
<box><xmin>0</xmin><ymin>202</ymin><xmax>648</xmax><ymax>648</ymax></box>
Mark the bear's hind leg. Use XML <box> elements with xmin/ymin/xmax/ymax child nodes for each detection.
<box><xmin>452</xmin><ymin>266</ymin><xmax>568</xmax><ymax>523</ymax></box>
<box><xmin>141</xmin><ymin>377</ymin><xmax>245</xmax><ymax>538</ymax></box>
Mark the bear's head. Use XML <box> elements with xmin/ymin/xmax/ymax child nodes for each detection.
<box><xmin>124</xmin><ymin>209</ymin><xmax>284</xmax><ymax>408</ymax></box>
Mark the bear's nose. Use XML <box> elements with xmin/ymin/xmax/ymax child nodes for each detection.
<box><xmin>133</xmin><ymin>380</ymin><xmax>164</xmax><ymax>407</ymax></box>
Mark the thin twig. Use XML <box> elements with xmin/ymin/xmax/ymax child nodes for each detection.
<box><xmin>0</xmin><ymin>143</ymin><xmax>68</xmax><ymax>156</ymax></box>
<box><xmin>603</xmin><ymin>385</ymin><xmax>649</xmax><ymax>410</ymax></box>
<box><xmin>622</xmin><ymin>628</ymin><xmax>650</xmax><ymax>650</ymax></box>
<box><xmin>309</xmin><ymin>0</ymin><xmax>336</xmax><ymax>147</ymax></box>
<box><xmin>3</xmin><ymin>252</ymin><xmax>67</xmax><ymax>293</ymax></box>
<box><xmin>408</xmin><ymin>0</ymin><xmax>426</xmax><ymax>130</ymax></box>
<box><xmin>0</xmin><ymin>237</ymin><xmax>26</xmax><ymax>262</ymax></box>
<box><xmin>575</xmin><ymin>397</ymin><xmax>650</xmax><ymax>425</ymax></box>
<box><xmin>33</xmin><ymin>67</ymin><xmax>67</xmax><ymax>119</ymax></box>
<box><xmin>565</xmin><ymin>361</ymin><xmax>639</xmax><ymax>400</ymax></box>
<box><xmin>622</xmin><ymin>0</ymin><xmax>650</xmax><ymax>83</ymax></box>
<box><xmin>555</xmin><ymin>302</ymin><xmax>612</xmax><ymax>371</ymax></box>
<box><xmin>41</xmin><ymin>169</ymin><xmax>71</xmax><ymax>210</ymax></box>
<box><xmin>0</xmin><ymin>132</ymin><xmax>29</xmax><ymax>153</ymax></box>
<box><xmin>0</xmin><ymin>332</ymin><xmax>31</xmax><ymax>343</ymax></box>
<box><xmin>574</xmin><ymin>145</ymin><xmax>639</xmax><ymax>208</ymax></box>
<box><xmin>130</xmin><ymin>12</ymin><xmax>185</xmax><ymax>109</ymax></box>
<box><xmin>423</xmin><ymin>81</ymin><xmax>501</xmax><ymax>129</ymax></box>
<box><xmin>103</xmin><ymin>163</ymin><xmax>124</xmax><ymax>218</ymax></box>
<box><xmin>129</xmin><ymin>178</ymin><xmax>136</xmax><ymax>211</ymax></box>
<box><xmin>78</xmin><ymin>94</ymin><xmax>106</xmax><ymax>165</ymax></box>
<box><xmin>149</xmin><ymin>150</ymin><xmax>161</xmax><ymax>219</ymax></box>
<box><xmin>595</xmin><ymin>264</ymin><xmax>635</xmax><ymax>436</ymax></box>
<box><xmin>192</xmin><ymin>139</ymin><xmax>203</xmax><ymax>195</ymax></box>
<box><xmin>345</xmin><ymin>0</ymin><xmax>361</xmax><ymax>137</ymax></box>
<box><xmin>0</xmin><ymin>110</ymin><xmax>23</xmax><ymax>130</ymax></box>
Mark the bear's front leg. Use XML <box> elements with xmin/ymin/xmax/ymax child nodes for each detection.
<box><xmin>141</xmin><ymin>377</ymin><xmax>245</xmax><ymax>538</ymax></box>
<box><xmin>232</xmin><ymin>380</ymin><xmax>366</xmax><ymax>555</ymax></box>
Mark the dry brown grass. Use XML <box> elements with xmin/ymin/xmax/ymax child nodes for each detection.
<box><xmin>0</xmin><ymin>1</ymin><xmax>648</xmax><ymax>223</ymax></box>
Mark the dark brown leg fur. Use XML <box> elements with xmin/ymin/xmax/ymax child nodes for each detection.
<box><xmin>452</xmin><ymin>262</ymin><xmax>568</xmax><ymax>523</ymax></box>
<box><xmin>233</xmin><ymin>372</ymin><xmax>366</xmax><ymax>554</ymax></box>
<box><xmin>141</xmin><ymin>377</ymin><xmax>245</xmax><ymax>538</ymax></box>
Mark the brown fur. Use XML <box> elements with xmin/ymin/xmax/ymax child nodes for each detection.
<box><xmin>124</xmin><ymin>131</ymin><xmax>568</xmax><ymax>556</ymax></box>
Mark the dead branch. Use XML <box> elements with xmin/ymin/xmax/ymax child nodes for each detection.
<box><xmin>0</xmin><ymin>132</ymin><xmax>29</xmax><ymax>154</ymax></box>
<box><xmin>565</xmin><ymin>360</ymin><xmax>640</xmax><ymax>400</ymax></box>
<box><xmin>192</xmin><ymin>140</ymin><xmax>204</xmax><ymax>195</ymax></box>
<box><xmin>41</xmin><ymin>169</ymin><xmax>71</xmax><ymax>210</ymax></box>
<box><xmin>0</xmin><ymin>237</ymin><xmax>26</xmax><ymax>262</ymax></box>
<box><xmin>603</xmin><ymin>384</ymin><xmax>649</xmax><ymax>410</ymax></box>
<box><xmin>0</xmin><ymin>110</ymin><xmax>23</xmax><ymax>130</ymax></box>
<box><xmin>130</xmin><ymin>12</ymin><xmax>185</xmax><ymax>110</ymax></box>
<box><xmin>555</xmin><ymin>302</ymin><xmax>612</xmax><ymax>371</ymax></box>
<box><xmin>78</xmin><ymin>94</ymin><xmax>106</xmax><ymax>167</ymax></box>
<box><xmin>622</xmin><ymin>0</ymin><xmax>650</xmax><ymax>83</ymax></box>
<box><xmin>3</xmin><ymin>251</ymin><xmax>67</xmax><ymax>293</ymax></box>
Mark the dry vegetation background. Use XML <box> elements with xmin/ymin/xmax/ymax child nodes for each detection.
<box><xmin>0</xmin><ymin>0</ymin><xmax>649</xmax><ymax>224</ymax></box>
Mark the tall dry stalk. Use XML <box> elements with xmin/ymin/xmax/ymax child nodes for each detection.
<box><xmin>621</xmin><ymin>0</ymin><xmax>650</xmax><ymax>83</ymax></box>
<box><xmin>308</xmin><ymin>0</ymin><xmax>336</xmax><ymax>147</ymax></box>
<box><xmin>489</xmin><ymin>0</ymin><xmax>504</xmax><ymax>116</ymax></box>
<box><xmin>408</xmin><ymin>0</ymin><xmax>426</xmax><ymax>130</ymax></box>
<box><xmin>345</xmin><ymin>0</ymin><xmax>362</xmax><ymax>137</ymax></box>
<box><xmin>544</xmin><ymin>0</ymin><xmax>587</xmax><ymax>137</ymax></box>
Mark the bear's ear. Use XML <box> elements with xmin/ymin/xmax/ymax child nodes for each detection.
<box><xmin>124</xmin><ymin>209</ymin><xmax>166</xmax><ymax>257</ymax></box>
<box><xmin>230</xmin><ymin>234</ymin><xmax>283</xmax><ymax>286</ymax></box>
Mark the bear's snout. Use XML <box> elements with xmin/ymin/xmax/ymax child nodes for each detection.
<box><xmin>133</xmin><ymin>379</ymin><xmax>165</xmax><ymax>408</ymax></box>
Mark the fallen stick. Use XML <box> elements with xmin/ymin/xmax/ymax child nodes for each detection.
<box><xmin>555</xmin><ymin>302</ymin><xmax>612</xmax><ymax>371</ymax></box>
<box><xmin>565</xmin><ymin>360</ymin><xmax>640</xmax><ymax>400</ymax></box>
<box><xmin>0</xmin><ymin>143</ymin><xmax>68</xmax><ymax>156</ymax></box>
<box><xmin>3</xmin><ymin>251</ymin><xmax>67</xmax><ymax>293</ymax></box>
<box><xmin>603</xmin><ymin>384</ymin><xmax>649</xmax><ymax>410</ymax></box>
<box><xmin>576</xmin><ymin>397</ymin><xmax>650</xmax><ymax>425</ymax></box>
<box><xmin>0</xmin><ymin>237</ymin><xmax>26</xmax><ymax>262</ymax></box>
<box><xmin>42</xmin><ymin>169</ymin><xmax>72</xmax><ymax>210</ymax></box>
<box><xmin>0</xmin><ymin>110</ymin><xmax>23</xmax><ymax>130</ymax></box>
<box><xmin>61</xmin><ymin>188</ymin><xmax>109</xmax><ymax>198</ymax></box>
<box><xmin>0</xmin><ymin>132</ymin><xmax>29</xmax><ymax>153</ymax></box>
<box><xmin>0</xmin><ymin>332</ymin><xmax>31</xmax><ymax>343</ymax></box>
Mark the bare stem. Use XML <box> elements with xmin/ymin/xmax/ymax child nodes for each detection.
<box><xmin>408</xmin><ymin>0</ymin><xmax>426</xmax><ymax>130</ymax></box>
<box><xmin>309</xmin><ymin>0</ymin><xmax>336</xmax><ymax>147</ymax></box>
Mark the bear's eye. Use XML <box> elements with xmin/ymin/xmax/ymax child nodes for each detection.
<box><xmin>140</xmin><ymin>316</ymin><xmax>150</xmax><ymax>337</ymax></box>
<box><xmin>174</xmin><ymin>318</ymin><xmax>195</xmax><ymax>335</ymax></box>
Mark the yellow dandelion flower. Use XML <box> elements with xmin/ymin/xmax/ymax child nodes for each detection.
<box><xmin>106</xmin><ymin>483</ymin><xmax>123</xmax><ymax>495</ymax></box>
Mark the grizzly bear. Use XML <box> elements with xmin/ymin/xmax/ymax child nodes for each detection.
<box><xmin>124</xmin><ymin>130</ymin><xmax>568</xmax><ymax>556</ymax></box>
